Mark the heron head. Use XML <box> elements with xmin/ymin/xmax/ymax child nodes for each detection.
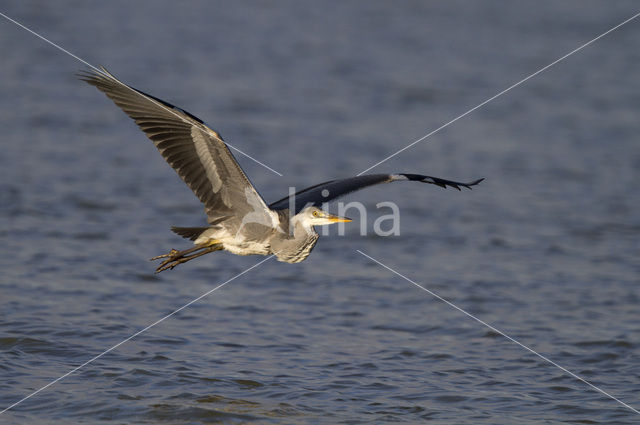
<box><xmin>299</xmin><ymin>206</ymin><xmax>351</xmax><ymax>226</ymax></box>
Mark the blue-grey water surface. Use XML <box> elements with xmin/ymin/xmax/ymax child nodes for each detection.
<box><xmin>1</xmin><ymin>1</ymin><xmax>639</xmax><ymax>423</ymax></box>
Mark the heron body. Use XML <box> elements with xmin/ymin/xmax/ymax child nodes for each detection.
<box><xmin>176</xmin><ymin>208</ymin><xmax>324</xmax><ymax>263</ymax></box>
<box><xmin>80</xmin><ymin>68</ymin><xmax>483</xmax><ymax>272</ymax></box>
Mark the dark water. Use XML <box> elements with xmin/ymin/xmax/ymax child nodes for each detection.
<box><xmin>2</xmin><ymin>1</ymin><xmax>640</xmax><ymax>423</ymax></box>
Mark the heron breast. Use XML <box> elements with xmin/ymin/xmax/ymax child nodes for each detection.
<box><xmin>274</xmin><ymin>234</ymin><xmax>319</xmax><ymax>263</ymax></box>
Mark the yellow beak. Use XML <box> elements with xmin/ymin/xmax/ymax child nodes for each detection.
<box><xmin>328</xmin><ymin>214</ymin><xmax>352</xmax><ymax>223</ymax></box>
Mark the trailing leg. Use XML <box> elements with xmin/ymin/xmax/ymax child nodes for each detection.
<box><xmin>151</xmin><ymin>242</ymin><xmax>223</xmax><ymax>273</ymax></box>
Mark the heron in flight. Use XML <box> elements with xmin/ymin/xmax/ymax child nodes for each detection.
<box><xmin>80</xmin><ymin>68</ymin><xmax>483</xmax><ymax>272</ymax></box>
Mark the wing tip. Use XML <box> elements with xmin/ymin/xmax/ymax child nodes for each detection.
<box><xmin>76</xmin><ymin>65</ymin><xmax>114</xmax><ymax>85</ymax></box>
<box><xmin>465</xmin><ymin>177</ymin><xmax>485</xmax><ymax>189</ymax></box>
<box><xmin>400</xmin><ymin>173</ymin><xmax>484</xmax><ymax>190</ymax></box>
<box><xmin>455</xmin><ymin>177</ymin><xmax>484</xmax><ymax>190</ymax></box>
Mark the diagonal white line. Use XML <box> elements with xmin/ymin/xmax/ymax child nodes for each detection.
<box><xmin>0</xmin><ymin>254</ymin><xmax>276</xmax><ymax>415</ymax></box>
<box><xmin>225</xmin><ymin>144</ymin><xmax>283</xmax><ymax>176</ymax></box>
<box><xmin>357</xmin><ymin>11</ymin><xmax>640</xmax><ymax>176</ymax></box>
<box><xmin>356</xmin><ymin>250</ymin><xmax>640</xmax><ymax>415</ymax></box>
<box><xmin>0</xmin><ymin>10</ymin><xmax>283</xmax><ymax>177</ymax></box>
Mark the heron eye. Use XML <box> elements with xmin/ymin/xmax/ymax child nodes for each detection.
<box><xmin>312</xmin><ymin>211</ymin><xmax>319</xmax><ymax>217</ymax></box>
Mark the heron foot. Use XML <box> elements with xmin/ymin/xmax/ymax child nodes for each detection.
<box><xmin>154</xmin><ymin>255</ymin><xmax>193</xmax><ymax>273</ymax></box>
<box><xmin>151</xmin><ymin>243</ymin><xmax>222</xmax><ymax>273</ymax></box>
<box><xmin>149</xmin><ymin>249</ymin><xmax>180</xmax><ymax>261</ymax></box>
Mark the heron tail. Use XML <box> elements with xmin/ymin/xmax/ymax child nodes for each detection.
<box><xmin>171</xmin><ymin>226</ymin><xmax>209</xmax><ymax>241</ymax></box>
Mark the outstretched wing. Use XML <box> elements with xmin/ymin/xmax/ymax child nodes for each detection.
<box><xmin>79</xmin><ymin>67</ymin><xmax>275</xmax><ymax>228</ymax></box>
<box><xmin>269</xmin><ymin>173</ymin><xmax>483</xmax><ymax>213</ymax></box>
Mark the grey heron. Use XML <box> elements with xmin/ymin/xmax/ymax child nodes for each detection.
<box><xmin>79</xmin><ymin>68</ymin><xmax>483</xmax><ymax>272</ymax></box>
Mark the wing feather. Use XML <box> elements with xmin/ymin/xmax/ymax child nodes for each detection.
<box><xmin>269</xmin><ymin>173</ymin><xmax>483</xmax><ymax>213</ymax></box>
<box><xmin>79</xmin><ymin>67</ymin><xmax>273</xmax><ymax>227</ymax></box>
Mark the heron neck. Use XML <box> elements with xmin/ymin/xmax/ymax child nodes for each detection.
<box><xmin>290</xmin><ymin>213</ymin><xmax>317</xmax><ymax>238</ymax></box>
<box><xmin>270</xmin><ymin>212</ymin><xmax>319</xmax><ymax>263</ymax></box>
